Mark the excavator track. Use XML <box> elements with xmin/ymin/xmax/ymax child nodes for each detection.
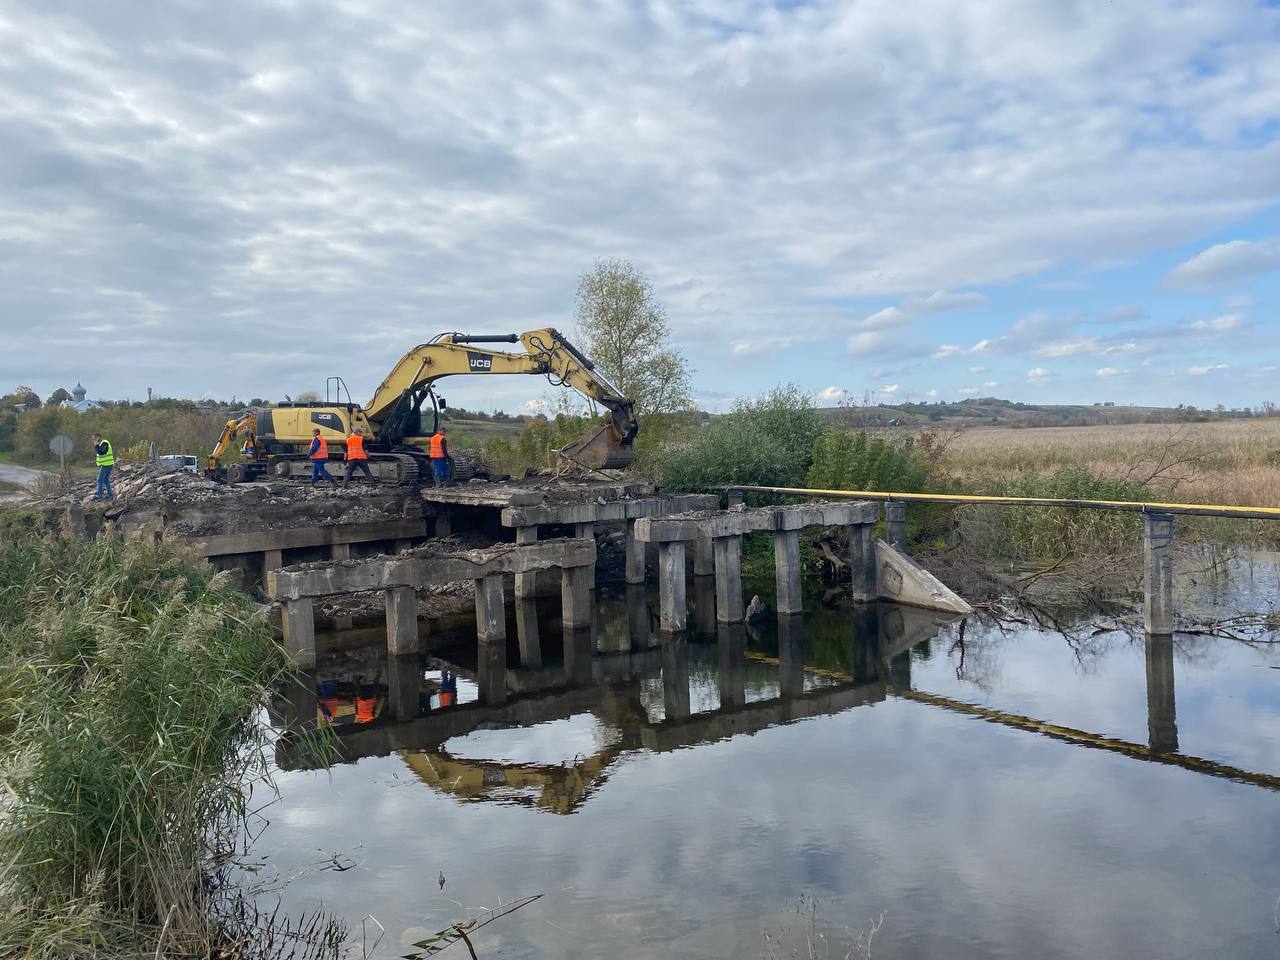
<box><xmin>375</xmin><ymin>453</ymin><xmax>420</xmax><ymax>486</ymax></box>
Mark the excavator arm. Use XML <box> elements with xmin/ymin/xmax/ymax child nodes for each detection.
<box><xmin>207</xmin><ymin>412</ymin><xmax>256</xmax><ymax>473</ymax></box>
<box><xmin>364</xmin><ymin>327</ymin><xmax>638</xmax><ymax>470</ymax></box>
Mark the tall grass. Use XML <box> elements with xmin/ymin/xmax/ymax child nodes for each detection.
<box><xmin>0</xmin><ymin>529</ymin><xmax>308</xmax><ymax>958</ymax></box>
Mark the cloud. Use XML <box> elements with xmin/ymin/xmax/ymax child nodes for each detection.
<box><xmin>1095</xmin><ymin>366</ymin><xmax>1125</xmax><ymax>378</ymax></box>
<box><xmin>1026</xmin><ymin>367</ymin><xmax>1051</xmax><ymax>382</ymax></box>
<box><xmin>1187</xmin><ymin>363</ymin><xmax>1229</xmax><ymax>375</ymax></box>
<box><xmin>1188</xmin><ymin>313</ymin><xmax>1244</xmax><ymax>331</ymax></box>
<box><xmin>880</xmin><ymin>384</ymin><xmax>900</xmax><ymax>395</ymax></box>
<box><xmin>731</xmin><ymin>335</ymin><xmax>814</xmax><ymax>355</ymax></box>
<box><xmin>816</xmin><ymin>386</ymin><xmax>846</xmax><ymax>404</ymax></box>
<box><xmin>934</xmin><ymin>339</ymin><xmax>990</xmax><ymax>359</ymax></box>
<box><xmin>1103</xmin><ymin>305</ymin><xmax>1146</xmax><ymax>322</ymax></box>
<box><xmin>957</xmin><ymin>387</ymin><xmax>980</xmax><ymax>396</ymax></box>
<box><xmin>858</xmin><ymin>306</ymin><xmax>909</xmax><ymax>330</ymax></box>
<box><xmin>902</xmin><ymin>290</ymin><xmax>987</xmax><ymax>314</ymax></box>
<box><xmin>968</xmin><ymin>366</ymin><xmax>987</xmax><ymax>374</ymax></box>
<box><xmin>925</xmin><ymin>389</ymin><xmax>938</xmax><ymax>398</ymax></box>
<box><xmin>1164</xmin><ymin>239</ymin><xmax>1280</xmax><ymax>287</ymax></box>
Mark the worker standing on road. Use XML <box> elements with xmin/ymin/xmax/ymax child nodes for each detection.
<box><xmin>91</xmin><ymin>432</ymin><xmax>114</xmax><ymax>500</ymax></box>
<box><xmin>343</xmin><ymin>427</ymin><xmax>376</xmax><ymax>486</ymax></box>
<box><xmin>429</xmin><ymin>427</ymin><xmax>449</xmax><ymax>487</ymax></box>
<box><xmin>308</xmin><ymin>428</ymin><xmax>335</xmax><ymax>485</ymax></box>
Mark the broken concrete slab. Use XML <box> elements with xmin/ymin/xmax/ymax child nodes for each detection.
<box><xmin>501</xmin><ymin>493</ymin><xmax>718</xmax><ymax>528</ymax></box>
<box><xmin>632</xmin><ymin>501</ymin><xmax>878</xmax><ymax>543</ymax></box>
<box><xmin>874</xmin><ymin>539</ymin><xmax>973</xmax><ymax>615</ymax></box>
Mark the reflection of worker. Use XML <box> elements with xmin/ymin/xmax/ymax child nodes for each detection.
<box><xmin>91</xmin><ymin>432</ymin><xmax>114</xmax><ymax>501</ymax></box>
<box><xmin>438</xmin><ymin>670</ymin><xmax>457</xmax><ymax>708</ymax></box>
<box><xmin>343</xmin><ymin>427</ymin><xmax>376</xmax><ymax>486</ymax></box>
<box><xmin>308</xmin><ymin>428</ymin><xmax>334</xmax><ymax>485</ymax></box>
<box><xmin>429</xmin><ymin>428</ymin><xmax>449</xmax><ymax>487</ymax></box>
<box><xmin>318</xmin><ymin>679</ymin><xmax>339</xmax><ymax>726</ymax></box>
<box><xmin>355</xmin><ymin>683</ymin><xmax>377</xmax><ymax>724</ymax></box>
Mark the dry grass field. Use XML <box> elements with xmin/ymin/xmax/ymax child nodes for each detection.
<box><xmin>943</xmin><ymin>418</ymin><xmax>1280</xmax><ymax>507</ymax></box>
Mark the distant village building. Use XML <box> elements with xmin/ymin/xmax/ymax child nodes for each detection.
<box><xmin>67</xmin><ymin>382</ymin><xmax>103</xmax><ymax>413</ymax></box>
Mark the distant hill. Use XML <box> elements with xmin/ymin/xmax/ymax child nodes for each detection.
<box><xmin>815</xmin><ymin>397</ymin><xmax>1266</xmax><ymax>429</ymax></box>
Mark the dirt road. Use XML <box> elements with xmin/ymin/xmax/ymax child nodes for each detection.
<box><xmin>0</xmin><ymin>463</ymin><xmax>48</xmax><ymax>489</ymax></box>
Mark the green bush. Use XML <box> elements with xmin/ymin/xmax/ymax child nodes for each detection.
<box><xmin>806</xmin><ymin>429</ymin><xmax>931</xmax><ymax>492</ymax></box>
<box><xmin>657</xmin><ymin>385</ymin><xmax>827</xmax><ymax>491</ymax></box>
<box><xmin>0</xmin><ymin>530</ymin><xmax>301</xmax><ymax>958</ymax></box>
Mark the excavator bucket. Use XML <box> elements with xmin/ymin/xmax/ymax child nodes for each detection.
<box><xmin>556</xmin><ymin>420</ymin><xmax>635</xmax><ymax>472</ymax></box>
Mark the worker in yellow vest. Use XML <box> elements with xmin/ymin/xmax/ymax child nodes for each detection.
<box><xmin>429</xmin><ymin>428</ymin><xmax>449</xmax><ymax>487</ymax></box>
<box><xmin>307</xmin><ymin>428</ymin><xmax>335</xmax><ymax>485</ymax></box>
<box><xmin>91</xmin><ymin>432</ymin><xmax>114</xmax><ymax>500</ymax></box>
<box><xmin>343</xmin><ymin>427</ymin><xmax>376</xmax><ymax>486</ymax></box>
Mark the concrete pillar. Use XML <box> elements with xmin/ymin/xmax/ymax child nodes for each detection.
<box><xmin>1144</xmin><ymin>512</ymin><xmax>1175</xmax><ymax>636</ymax></box>
<box><xmin>885</xmin><ymin>500</ymin><xmax>907</xmax><ymax>553</ymax></box>
<box><xmin>849</xmin><ymin>523</ymin><xmax>876</xmax><ymax>602</ymax></box>
<box><xmin>332</xmin><ymin>615</ymin><xmax>354</xmax><ymax>632</ymax></box>
<box><xmin>263</xmin><ymin>549</ymin><xmax>284</xmax><ymax>577</ymax></box>
<box><xmin>717</xmin><ymin>623</ymin><xmax>746</xmax><ymax>708</ymax></box>
<box><xmin>727</xmin><ymin>489</ymin><xmax>745</xmax><ymax>508</ymax></box>
<box><xmin>387</xmin><ymin>653</ymin><xmax>421</xmax><ymax>722</ymax></box>
<box><xmin>626</xmin><ymin>584</ymin><xmax>651</xmax><ymax>648</ymax></box>
<box><xmin>384</xmin><ymin>586</ymin><xmax>419</xmax><ymax>655</ymax></box>
<box><xmin>694</xmin><ymin>537</ymin><xmax>714</xmax><ymax>576</ymax></box>
<box><xmin>714</xmin><ymin>535</ymin><xmax>744</xmax><ymax>624</ymax></box>
<box><xmin>474</xmin><ymin>573</ymin><xmax>507</xmax><ymax>704</ymax></box>
<box><xmin>560</xmin><ymin>564</ymin><xmax>593</xmax><ymax>631</ymax></box>
<box><xmin>693</xmin><ymin>574</ymin><xmax>717</xmax><ymax>637</ymax></box>
<box><xmin>514</xmin><ymin>525</ymin><xmax>538</xmax><ymax>597</ymax></box>
<box><xmin>281</xmin><ymin>598</ymin><xmax>316</xmax><ymax>668</ymax></box>
<box><xmin>624</xmin><ymin>521</ymin><xmax>647</xmax><ymax>584</ymax></box>
<box><xmin>330</xmin><ymin>541</ymin><xmax>351</xmax><ymax>561</ymax></box>
<box><xmin>575</xmin><ymin>523</ymin><xmax>596</xmax><ymax>587</ymax></box>
<box><xmin>393</xmin><ymin>538</ymin><xmax>413</xmax><ymax>554</ymax></box>
<box><xmin>773</xmin><ymin>529</ymin><xmax>803</xmax><ymax>616</ymax></box>
<box><xmin>435</xmin><ymin>514</ymin><xmax>452</xmax><ymax>538</ymax></box>
<box><xmin>1145</xmin><ymin>632</ymin><xmax>1178</xmax><ymax>754</ymax></box>
<box><xmin>661</xmin><ymin>631</ymin><xmax>690</xmax><ymax>719</ymax></box>
<box><xmin>778</xmin><ymin>613</ymin><xmax>806</xmax><ymax>699</ymax></box>
<box><xmin>658</xmin><ymin>541</ymin><xmax>688</xmax><ymax>633</ymax></box>
<box><xmin>515</xmin><ymin>598</ymin><xmax>542</xmax><ymax>668</ymax></box>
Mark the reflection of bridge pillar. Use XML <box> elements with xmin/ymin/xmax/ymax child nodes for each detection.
<box><xmin>278</xmin><ymin>669</ymin><xmax>319</xmax><ymax>732</ymax></box>
<box><xmin>662</xmin><ymin>631</ymin><xmax>691</xmax><ymax>719</ymax></box>
<box><xmin>1145</xmin><ymin>632</ymin><xmax>1179</xmax><ymax>754</ymax></box>
<box><xmin>889</xmin><ymin>651</ymin><xmax>911</xmax><ymax>692</ymax></box>
<box><xmin>693</xmin><ymin>575</ymin><xmax>717</xmax><ymax>638</ymax></box>
<box><xmin>778</xmin><ymin>613</ymin><xmax>806</xmax><ymax>699</ymax></box>
<box><xmin>717</xmin><ymin>623</ymin><xmax>747</xmax><ymax>708</ymax></box>
<box><xmin>514</xmin><ymin>526</ymin><xmax>541</xmax><ymax>666</ymax></box>
<box><xmin>474</xmin><ymin>573</ymin><xmax>507</xmax><ymax>704</ymax></box>
<box><xmin>851</xmin><ymin>604</ymin><xmax>881</xmax><ymax>683</ymax></box>
<box><xmin>565</xmin><ymin>626</ymin><xmax>594</xmax><ymax>686</ymax></box>
<box><xmin>658</xmin><ymin>541</ymin><xmax>688</xmax><ymax>633</ymax></box>
<box><xmin>714</xmin><ymin>534</ymin><xmax>744</xmax><ymax>623</ymax></box>
<box><xmin>1144</xmin><ymin>512</ymin><xmax>1175</xmax><ymax>636</ymax></box>
<box><xmin>387</xmin><ymin>653</ymin><xmax>421</xmax><ymax>721</ymax></box>
<box><xmin>626</xmin><ymin>585</ymin><xmax>652</xmax><ymax>648</ymax></box>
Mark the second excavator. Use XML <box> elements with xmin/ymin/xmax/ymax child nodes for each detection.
<box><xmin>207</xmin><ymin>328</ymin><xmax>638</xmax><ymax>485</ymax></box>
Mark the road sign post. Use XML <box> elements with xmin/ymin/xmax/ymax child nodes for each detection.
<box><xmin>49</xmin><ymin>434</ymin><xmax>73</xmax><ymax>474</ymax></box>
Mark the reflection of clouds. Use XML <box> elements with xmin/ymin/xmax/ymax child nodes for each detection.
<box><xmin>442</xmin><ymin>713</ymin><xmax>619</xmax><ymax>765</ymax></box>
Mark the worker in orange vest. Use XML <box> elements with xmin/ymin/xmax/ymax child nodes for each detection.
<box><xmin>429</xmin><ymin>427</ymin><xmax>449</xmax><ymax>487</ymax></box>
<box><xmin>308</xmin><ymin>428</ymin><xmax>335</xmax><ymax>485</ymax></box>
<box><xmin>343</xmin><ymin>427</ymin><xmax>376</xmax><ymax>486</ymax></box>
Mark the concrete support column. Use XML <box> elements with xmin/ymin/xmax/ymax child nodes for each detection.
<box><xmin>778</xmin><ymin>613</ymin><xmax>806</xmax><ymax>699</ymax></box>
<box><xmin>714</xmin><ymin>535</ymin><xmax>744</xmax><ymax>624</ymax></box>
<box><xmin>1145</xmin><ymin>632</ymin><xmax>1178</xmax><ymax>754</ymax></box>
<box><xmin>885</xmin><ymin>500</ymin><xmax>907</xmax><ymax>553</ymax></box>
<box><xmin>393</xmin><ymin>538</ymin><xmax>413</xmax><ymax>554</ymax></box>
<box><xmin>848</xmin><ymin>523</ymin><xmax>876</xmax><ymax>602</ymax></box>
<box><xmin>561</xmin><ymin>565</ymin><xmax>594</xmax><ymax>631</ymax></box>
<box><xmin>331</xmin><ymin>541</ymin><xmax>351</xmax><ymax>561</ymax></box>
<box><xmin>624</xmin><ymin>521</ymin><xmax>647</xmax><ymax>585</ymax></box>
<box><xmin>263</xmin><ymin>549</ymin><xmax>284</xmax><ymax>578</ymax></box>
<box><xmin>727</xmin><ymin>489</ymin><xmax>745</xmax><ymax>508</ymax></box>
<box><xmin>514</xmin><ymin>526</ymin><xmax>539</xmax><ymax>597</ymax></box>
<box><xmin>474</xmin><ymin>573</ymin><xmax>507</xmax><ymax>704</ymax></box>
<box><xmin>435</xmin><ymin>514</ymin><xmax>452</xmax><ymax>538</ymax></box>
<box><xmin>1144</xmin><ymin>512</ymin><xmax>1175</xmax><ymax>636</ymax></box>
<box><xmin>575</xmin><ymin>523</ymin><xmax>597</xmax><ymax>587</ymax></box>
<box><xmin>281</xmin><ymin>598</ymin><xmax>316</xmax><ymax>668</ymax></box>
<box><xmin>384</xmin><ymin>586</ymin><xmax>419</xmax><ymax>655</ymax></box>
<box><xmin>694</xmin><ymin>537</ymin><xmax>715</xmax><ymax>576</ymax></box>
<box><xmin>658</xmin><ymin>541</ymin><xmax>688</xmax><ymax>633</ymax></box>
<box><xmin>773</xmin><ymin>529</ymin><xmax>803</xmax><ymax>616</ymax></box>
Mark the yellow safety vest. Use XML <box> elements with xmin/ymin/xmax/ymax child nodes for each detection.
<box><xmin>95</xmin><ymin>440</ymin><xmax>115</xmax><ymax>467</ymax></box>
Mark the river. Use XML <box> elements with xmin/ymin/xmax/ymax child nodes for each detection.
<box><xmin>255</xmin><ymin>555</ymin><xmax>1280</xmax><ymax>959</ymax></box>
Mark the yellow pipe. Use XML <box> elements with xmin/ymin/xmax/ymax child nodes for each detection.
<box><xmin>723</xmin><ymin>484</ymin><xmax>1280</xmax><ymax>521</ymax></box>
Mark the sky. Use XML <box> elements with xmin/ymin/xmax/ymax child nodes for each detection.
<box><xmin>1</xmin><ymin>0</ymin><xmax>1278</xmax><ymax>414</ymax></box>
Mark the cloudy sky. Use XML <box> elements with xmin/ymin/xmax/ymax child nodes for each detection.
<box><xmin>2</xmin><ymin>0</ymin><xmax>1278</xmax><ymax>413</ymax></box>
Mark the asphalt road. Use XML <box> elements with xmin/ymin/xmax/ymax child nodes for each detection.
<box><xmin>0</xmin><ymin>463</ymin><xmax>48</xmax><ymax>489</ymax></box>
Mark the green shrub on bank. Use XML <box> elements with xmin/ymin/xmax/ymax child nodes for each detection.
<box><xmin>657</xmin><ymin>385</ymin><xmax>827</xmax><ymax>491</ymax></box>
<box><xmin>0</xmin><ymin>531</ymin><xmax>297</xmax><ymax>959</ymax></box>
<box><xmin>806</xmin><ymin>430</ymin><xmax>932</xmax><ymax>493</ymax></box>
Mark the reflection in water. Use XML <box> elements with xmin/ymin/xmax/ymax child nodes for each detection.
<box><xmin>267</xmin><ymin>583</ymin><xmax>1280</xmax><ymax>960</ymax></box>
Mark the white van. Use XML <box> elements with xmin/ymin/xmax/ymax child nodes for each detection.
<box><xmin>157</xmin><ymin>455</ymin><xmax>199</xmax><ymax>475</ymax></box>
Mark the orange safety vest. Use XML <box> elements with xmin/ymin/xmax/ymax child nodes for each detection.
<box><xmin>355</xmin><ymin>695</ymin><xmax>376</xmax><ymax>724</ymax></box>
<box><xmin>429</xmin><ymin>433</ymin><xmax>446</xmax><ymax>458</ymax></box>
<box><xmin>346</xmin><ymin>434</ymin><xmax>368</xmax><ymax>460</ymax></box>
<box><xmin>309</xmin><ymin>436</ymin><xmax>328</xmax><ymax>460</ymax></box>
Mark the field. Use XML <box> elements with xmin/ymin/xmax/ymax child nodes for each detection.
<box><xmin>942</xmin><ymin>419</ymin><xmax>1280</xmax><ymax>507</ymax></box>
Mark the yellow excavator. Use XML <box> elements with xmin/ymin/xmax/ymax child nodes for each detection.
<box><xmin>207</xmin><ymin>328</ymin><xmax>638</xmax><ymax>484</ymax></box>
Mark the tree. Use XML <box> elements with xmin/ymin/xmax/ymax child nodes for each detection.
<box><xmin>294</xmin><ymin>391</ymin><xmax>321</xmax><ymax>402</ymax></box>
<box><xmin>47</xmin><ymin>387</ymin><xmax>72</xmax><ymax>406</ymax></box>
<box><xmin>11</xmin><ymin>385</ymin><xmax>41</xmax><ymax>409</ymax></box>
<box><xmin>575</xmin><ymin>258</ymin><xmax>693</xmax><ymax>416</ymax></box>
